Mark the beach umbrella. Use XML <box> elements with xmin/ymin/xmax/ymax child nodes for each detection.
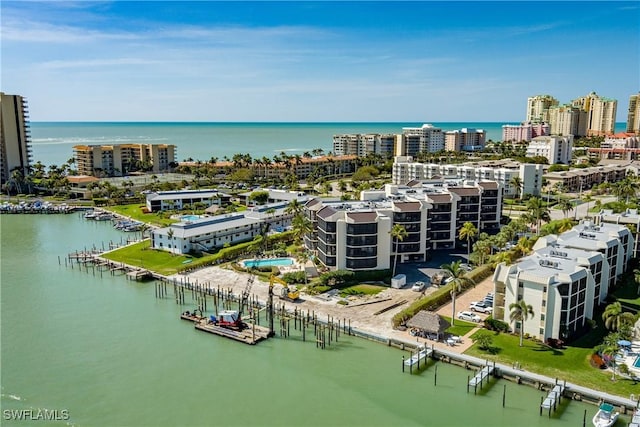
<box><xmin>618</xmin><ymin>340</ymin><xmax>632</xmax><ymax>347</ymax></box>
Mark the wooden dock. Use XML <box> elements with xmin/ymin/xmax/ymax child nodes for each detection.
<box><xmin>194</xmin><ymin>320</ymin><xmax>271</xmax><ymax>345</ymax></box>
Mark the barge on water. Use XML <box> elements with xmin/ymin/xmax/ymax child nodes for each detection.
<box><xmin>181</xmin><ymin>310</ymin><xmax>271</xmax><ymax>345</ymax></box>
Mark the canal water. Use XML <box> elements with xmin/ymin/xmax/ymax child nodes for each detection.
<box><xmin>0</xmin><ymin>214</ymin><xmax>609</xmax><ymax>426</ymax></box>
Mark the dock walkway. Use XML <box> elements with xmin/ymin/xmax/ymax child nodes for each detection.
<box><xmin>469</xmin><ymin>364</ymin><xmax>495</xmax><ymax>387</ymax></box>
<box><xmin>540</xmin><ymin>382</ymin><xmax>566</xmax><ymax>416</ymax></box>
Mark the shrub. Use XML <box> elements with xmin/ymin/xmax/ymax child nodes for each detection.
<box><xmin>319</xmin><ymin>270</ymin><xmax>356</xmax><ymax>287</ymax></box>
<box><xmin>282</xmin><ymin>271</ymin><xmax>306</xmax><ymax>284</ymax></box>
<box><xmin>465</xmin><ymin>264</ymin><xmax>493</xmax><ymax>284</ymax></box>
<box><xmin>472</xmin><ymin>331</ymin><xmax>494</xmax><ymax>350</ymax></box>
<box><xmin>590</xmin><ymin>353</ymin><xmax>606</xmax><ymax>369</ymax></box>
<box><xmin>485</xmin><ymin>317</ymin><xmax>510</xmax><ymax>333</ymax></box>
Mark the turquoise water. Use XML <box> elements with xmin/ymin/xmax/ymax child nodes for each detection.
<box><xmin>243</xmin><ymin>257</ymin><xmax>294</xmax><ymax>268</ymax></box>
<box><xmin>634</xmin><ymin>357</ymin><xmax>640</xmax><ymax>369</ymax></box>
<box><xmin>180</xmin><ymin>214</ymin><xmax>201</xmax><ymax>222</ymax></box>
<box><xmin>0</xmin><ymin>214</ymin><xmax>616</xmax><ymax>426</ymax></box>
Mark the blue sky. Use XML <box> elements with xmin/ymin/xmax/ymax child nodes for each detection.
<box><xmin>2</xmin><ymin>1</ymin><xmax>638</xmax><ymax>122</ymax></box>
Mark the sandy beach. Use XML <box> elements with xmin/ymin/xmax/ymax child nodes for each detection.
<box><xmin>171</xmin><ymin>266</ymin><xmax>495</xmax><ymax>354</ymax></box>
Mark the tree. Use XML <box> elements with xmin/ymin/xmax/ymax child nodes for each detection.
<box><xmin>285</xmin><ymin>199</ymin><xmax>303</xmax><ymax>216</ymax></box>
<box><xmin>558</xmin><ymin>199</ymin><xmax>574</xmax><ymax>219</ymax></box>
<box><xmin>291</xmin><ymin>214</ymin><xmax>312</xmax><ymax>244</ymax></box>
<box><xmin>389</xmin><ymin>224</ymin><xmax>408</xmax><ymax>278</ymax></box>
<box><xmin>248</xmin><ymin>190</ymin><xmax>269</xmax><ymax>205</ymax></box>
<box><xmin>509</xmin><ymin>176</ymin><xmax>523</xmax><ymax>200</ymax></box>
<box><xmin>509</xmin><ymin>299</ymin><xmax>534</xmax><ymax>347</ymax></box>
<box><xmin>526</xmin><ymin>197</ymin><xmax>550</xmax><ymax>235</ymax></box>
<box><xmin>472</xmin><ymin>331</ymin><xmax>494</xmax><ymax>351</ymax></box>
<box><xmin>602</xmin><ymin>302</ymin><xmax>636</xmax><ymax>332</ymax></box>
<box><xmin>458</xmin><ymin>222</ymin><xmax>478</xmax><ymax>260</ymax></box>
<box><xmin>440</xmin><ymin>260</ymin><xmax>474</xmax><ymax>326</ymax></box>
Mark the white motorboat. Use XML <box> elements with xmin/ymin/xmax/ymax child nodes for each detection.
<box><xmin>592</xmin><ymin>403</ymin><xmax>619</xmax><ymax>427</ymax></box>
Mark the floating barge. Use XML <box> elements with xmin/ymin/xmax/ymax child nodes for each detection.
<box><xmin>181</xmin><ymin>310</ymin><xmax>271</xmax><ymax>345</ymax></box>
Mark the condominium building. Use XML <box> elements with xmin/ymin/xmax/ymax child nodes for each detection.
<box><xmin>0</xmin><ymin>92</ymin><xmax>32</xmax><ymax>186</ymax></box>
<box><xmin>587</xmin><ymin>132</ymin><xmax>640</xmax><ymax>160</ymax></box>
<box><xmin>502</xmin><ymin>122</ymin><xmax>550</xmax><ymax>143</ymax></box>
<box><xmin>547</xmin><ymin>105</ymin><xmax>587</xmax><ymax>137</ymax></box>
<box><xmin>525</xmin><ymin>135</ymin><xmax>573</xmax><ymax>164</ymax></box>
<box><xmin>493</xmin><ymin>221</ymin><xmax>633</xmax><ymax>342</ymax></box>
<box><xmin>543</xmin><ymin>163</ymin><xmax>629</xmax><ymax>193</ymax></box>
<box><xmin>73</xmin><ymin>143</ymin><xmax>177</xmax><ymax>177</ymax></box>
<box><xmin>332</xmin><ymin>133</ymin><xmax>396</xmax><ymax>157</ymax></box>
<box><xmin>145</xmin><ymin>189</ymin><xmax>232</xmax><ymax>212</ymax></box>
<box><xmin>571</xmin><ymin>92</ymin><xmax>617</xmax><ymax>136</ymax></box>
<box><xmin>303</xmin><ymin>179</ymin><xmax>502</xmax><ymax>270</ymax></box>
<box><xmin>627</xmin><ymin>92</ymin><xmax>640</xmax><ymax>135</ymax></box>
<box><xmin>395</xmin><ymin>124</ymin><xmax>445</xmax><ymax>156</ymax></box>
<box><xmin>444</xmin><ymin>128</ymin><xmax>486</xmax><ymax>152</ymax></box>
<box><xmin>151</xmin><ymin>201</ymin><xmax>297</xmax><ymax>255</ymax></box>
<box><xmin>392</xmin><ymin>157</ymin><xmax>543</xmax><ymax>198</ymax></box>
<box><xmin>526</xmin><ymin>95</ymin><xmax>559</xmax><ymax>123</ymax></box>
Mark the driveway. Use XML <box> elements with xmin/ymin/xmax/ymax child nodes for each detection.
<box><xmin>395</xmin><ymin>249</ymin><xmax>469</xmax><ymax>289</ymax></box>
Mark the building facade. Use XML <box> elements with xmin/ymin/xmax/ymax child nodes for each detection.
<box><xmin>395</xmin><ymin>124</ymin><xmax>445</xmax><ymax>156</ymax></box>
<box><xmin>332</xmin><ymin>133</ymin><xmax>396</xmax><ymax>157</ymax></box>
<box><xmin>543</xmin><ymin>163</ymin><xmax>630</xmax><ymax>193</ymax></box>
<box><xmin>493</xmin><ymin>221</ymin><xmax>633</xmax><ymax>342</ymax></box>
<box><xmin>444</xmin><ymin>128</ymin><xmax>486</xmax><ymax>151</ymax></box>
<box><xmin>304</xmin><ymin>179</ymin><xmax>502</xmax><ymax>271</ymax></box>
<box><xmin>502</xmin><ymin>122</ymin><xmax>550</xmax><ymax>143</ymax></box>
<box><xmin>547</xmin><ymin>105</ymin><xmax>587</xmax><ymax>137</ymax></box>
<box><xmin>0</xmin><ymin>92</ymin><xmax>32</xmax><ymax>186</ymax></box>
<box><xmin>73</xmin><ymin>143</ymin><xmax>177</xmax><ymax>177</ymax></box>
<box><xmin>571</xmin><ymin>92</ymin><xmax>618</xmax><ymax>136</ymax></box>
<box><xmin>526</xmin><ymin>95</ymin><xmax>559</xmax><ymax>123</ymax></box>
<box><xmin>587</xmin><ymin>133</ymin><xmax>640</xmax><ymax>160</ymax></box>
<box><xmin>526</xmin><ymin>135</ymin><xmax>573</xmax><ymax>164</ymax></box>
<box><xmin>145</xmin><ymin>189</ymin><xmax>232</xmax><ymax>212</ymax></box>
<box><xmin>627</xmin><ymin>92</ymin><xmax>640</xmax><ymax>135</ymax></box>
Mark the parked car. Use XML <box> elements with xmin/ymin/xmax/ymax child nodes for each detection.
<box><xmin>460</xmin><ymin>263</ymin><xmax>472</xmax><ymax>272</ymax></box>
<box><xmin>470</xmin><ymin>301</ymin><xmax>493</xmax><ymax>314</ymax></box>
<box><xmin>457</xmin><ymin>311</ymin><xmax>482</xmax><ymax>323</ymax></box>
<box><xmin>411</xmin><ymin>281</ymin><xmax>426</xmax><ymax>292</ymax></box>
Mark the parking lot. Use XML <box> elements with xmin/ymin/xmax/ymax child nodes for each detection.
<box><xmin>395</xmin><ymin>249</ymin><xmax>471</xmax><ymax>289</ymax></box>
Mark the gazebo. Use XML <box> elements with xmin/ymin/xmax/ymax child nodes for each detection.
<box><xmin>406</xmin><ymin>310</ymin><xmax>450</xmax><ymax>341</ymax></box>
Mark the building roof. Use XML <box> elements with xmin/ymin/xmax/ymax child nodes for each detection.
<box><xmin>447</xmin><ymin>187</ymin><xmax>480</xmax><ymax>196</ymax></box>
<box><xmin>406</xmin><ymin>311</ymin><xmax>450</xmax><ymax>334</ymax></box>
<box><xmin>67</xmin><ymin>175</ymin><xmax>100</xmax><ymax>184</ymax></box>
<box><xmin>346</xmin><ymin>211</ymin><xmax>378</xmax><ymax>223</ymax></box>
<box><xmin>393</xmin><ymin>201</ymin><xmax>421</xmax><ymax>212</ymax></box>
<box><xmin>477</xmin><ymin>181</ymin><xmax>498</xmax><ymax>190</ymax></box>
<box><xmin>425</xmin><ymin>194</ymin><xmax>452</xmax><ymax>203</ymax></box>
<box><xmin>146</xmin><ymin>189</ymin><xmax>229</xmax><ymax>202</ymax></box>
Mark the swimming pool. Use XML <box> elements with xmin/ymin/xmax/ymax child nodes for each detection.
<box><xmin>180</xmin><ymin>215</ymin><xmax>201</xmax><ymax>222</ymax></box>
<box><xmin>243</xmin><ymin>258</ymin><xmax>294</xmax><ymax>268</ymax></box>
<box><xmin>634</xmin><ymin>356</ymin><xmax>640</xmax><ymax>369</ymax></box>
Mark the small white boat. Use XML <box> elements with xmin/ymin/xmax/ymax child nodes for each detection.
<box><xmin>592</xmin><ymin>403</ymin><xmax>619</xmax><ymax>427</ymax></box>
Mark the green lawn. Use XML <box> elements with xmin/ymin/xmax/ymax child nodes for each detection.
<box><xmin>102</xmin><ymin>240</ymin><xmax>194</xmax><ymax>275</ymax></box>
<box><xmin>465</xmin><ymin>331</ymin><xmax>640</xmax><ymax>398</ymax></box>
<box><xmin>441</xmin><ymin>316</ymin><xmax>478</xmax><ymax>337</ymax></box>
<box><xmin>339</xmin><ymin>284</ymin><xmax>386</xmax><ymax>297</ymax></box>
<box><xmin>105</xmin><ymin>204</ymin><xmax>177</xmax><ymax>227</ymax></box>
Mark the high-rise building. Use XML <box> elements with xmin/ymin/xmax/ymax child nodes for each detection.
<box><xmin>627</xmin><ymin>92</ymin><xmax>640</xmax><ymax>135</ymax></box>
<box><xmin>395</xmin><ymin>124</ymin><xmax>444</xmax><ymax>156</ymax></box>
<box><xmin>73</xmin><ymin>143</ymin><xmax>176</xmax><ymax>177</ymax></box>
<box><xmin>0</xmin><ymin>92</ymin><xmax>32</xmax><ymax>186</ymax></box>
<box><xmin>444</xmin><ymin>128</ymin><xmax>486</xmax><ymax>151</ymax></box>
<box><xmin>571</xmin><ymin>92</ymin><xmax>617</xmax><ymax>136</ymax></box>
<box><xmin>526</xmin><ymin>135</ymin><xmax>573</xmax><ymax>164</ymax></box>
<box><xmin>526</xmin><ymin>95</ymin><xmax>559</xmax><ymax>123</ymax></box>
<box><xmin>547</xmin><ymin>105</ymin><xmax>588</xmax><ymax>137</ymax></box>
<box><xmin>332</xmin><ymin>133</ymin><xmax>396</xmax><ymax>157</ymax></box>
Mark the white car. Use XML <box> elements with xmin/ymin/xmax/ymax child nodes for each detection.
<box><xmin>457</xmin><ymin>311</ymin><xmax>482</xmax><ymax>323</ymax></box>
<box><xmin>470</xmin><ymin>301</ymin><xmax>493</xmax><ymax>314</ymax></box>
<box><xmin>411</xmin><ymin>281</ymin><xmax>426</xmax><ymax>292</ymax></box>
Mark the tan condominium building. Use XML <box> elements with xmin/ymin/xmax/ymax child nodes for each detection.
<box><xmin>627</xmin><ymin>92</ymin><xmax>640</xmax><ymax>135</ymax></box>
<box><xmin>444</xmin><ymin>128</ymin><xmax>486</xmax><ymax>152</ymax></box>
<box><xmin>547</xmin><ymin>105</ymin><xmax>588</xmax><ymax>137</ymax></box>
<box><xmin>0</xmin><ymin>92</ymin><xmax>32</xmax><ymax>186</ymax></box>
<box><xmin>332</xmin><ymin>133</ymin><xmax>396</xmax><ymax>157</ymax></box>
<box><xmin>73</xmin><ymin>143</ymin><xmax>176</xmax><ymax>177</ymax></box>
<box><xmin>526</xmin><ymin>95</ymin><xmax>559</xmax><ymax>123</ymax></box>
<box><xmin>395</xmin><ymin>124</ymin><xmax>445</xmax><ymax>156</ymax></box>
<box><xmin>571</xmin><ymin>92</ymin><xmax>617</xmax><ymax>136</ymax></box>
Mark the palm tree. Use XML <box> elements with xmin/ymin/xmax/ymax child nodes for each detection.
<box><xmin>600</xmin><ymin>333</ymin><xmax>622</xmax><ymax>381</ymax></box>
<box><xmin>458</xmin><ymin>222</ymin><xmax>478</xmax><ymax>260</ymax></box>
<box><xmin>285</xmin><ymin>199</ymin><xmax>303</xmax><ymax>216</ymax></box>
<box><xmin>509</xmin><ymin>176</ymin><xmax>523</xmax><ymax>200</ymax></box>
<box><xmin>291</xmin><ymin>214</ymin><xmax>312</xmax><ymax>244</ymax></box>
<box><xmin>440</xmin><ymin>260</ymin><xmax>474</xmax><ymax>326</ymax></box>
<box><xmin>558</xmin><ymin>199</ymin><xmax>574</xmax><ymax>219</ymax></box>
<box><xmin>602</xmin><ymin>302</ymin><xmax>636</xmax><ymax>332</ymax></box>
<box><xmin>389</xmin><ymin>224</ymin><xmax>408</xmax><ymax>278</ymax></box>
<box><xmin>509</xmin><ymin>299</ymin><xmax>534</xmax><ymax>347</ymax></box>
<box><xmin>526</xmin><ymin>197</ymin><xmax>550</xmax><ymax>235</ymax></box>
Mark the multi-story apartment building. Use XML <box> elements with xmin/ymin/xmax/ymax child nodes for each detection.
<box><xmin>395</xmin><ymin>124</ymin><xmax>445</xmax><ymax>156</ymax></box>
<box><xmin>493</xmin><ymin>221</ymin><xmax>633</xmax><ymax>342</ymax></box>
<box><xmin>547</xmin><ymin>105</ymin><xmax>587</xmax><ymax>137</ymax></box>
<box><xmin>526</xmin><ymin>95</ymin><xmax>559</xmax><ymax>123</ymax></box>
<box><xmin>587</xmin><ymin>132</ymin><xmax>640</xmax><ymax>160</ymax></box>
<box><xmin>332</xmin><ymin>133</ymin><xmax>396</xmax><ymax>157</ymax></box>
<box><xmin>571</xmin><ymin>92</ymin><xmax>617</xmax><ymax>136</ymax></box>
<box><xmin>74</xmin><ymin>143</ymin><xmax>176</xmax><ymax>177</ymax></box>
<box><xmin>392</xmin><ymin>157</ymin><xmax>543</xmax><ymax>198</ymax></box>
<box><xmin>502</xmin><ymin>122</ymin><xmax>550</xmax><ymax>143</ymax></box>
<box><xmin>543</xmin><ymin>163</ymin><xmax>630</xmax><ymax>193</ymax></box>
<box><xmin>526</xmin><ymin>135</ymin><xmax>573</xmax><ymax>164</ymax></box>
<box><xmin>303</xmin><ymin>179</ymin><xmax>502</xmax><ymax>270</ymax></box>
<box><xmin>627</xmin><ymin>92</ymin><xmax>640</xmax><ymax>135</ymax></box>
<box><xmin>0</xmin><ymin>92</ymin><xmax>32</xmax><ymax>186</ymax></box>
<box><xmin>151</xmin><ymin>201</ymin><xmax>297</xmax><ymax>255</ymax></box>
<box><xmin>145</xmin><ymin>189</ymin><xmax>233</xmax><ymax>212</ymax></box>
<box><xmin>444</xmin><ymin>128</ymin><xmax>486</xmax><ymax>152</ymax></box>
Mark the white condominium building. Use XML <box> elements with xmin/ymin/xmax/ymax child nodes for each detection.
<box><xmin>332</xmin><ymin>134</ymin><xmax>396</xmax><ymax>157</ymax></box>
<box><xmin>627</xmin><ymin>92</ymin><xmax>640</xmax><ymax>135</ymax></box>
<box><xmin>526</xmin><ymin>135</ymin><xmax>573</xmax><ymax>164</ymax></box>
<box><xmin>392</xmin><ymin>157</ymin><xmax>543</xmax><ymax>198</ymax></box>
<box><xmin>0</xmin><ymin>92</ymin><xmax>32</xmax><ymax>185</ymax></box>
<box><xmin>493</xmin><ymin>221</ymin><xmax>633</xmax><ymax>342</ymax></box>
<box><xmin>395</xmin><ymin>124</ymin><xmax>445</xmax><ymax>156</ymax></box>
<box><xmin>526</xmin><ymin>95</ymin><xmax>559</xmax><ymax>123</ymax></box>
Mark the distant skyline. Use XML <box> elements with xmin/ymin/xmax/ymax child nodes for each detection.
<box><xmin>2</xmin><ymin>1</ymin><xmax>638</xmax><ymax>122</ymax></box>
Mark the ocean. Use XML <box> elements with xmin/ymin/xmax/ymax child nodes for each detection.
<box><xmin>33</xmin><ymin>121</ymin><xmax>631</xmax><ymax>168</ymax></box>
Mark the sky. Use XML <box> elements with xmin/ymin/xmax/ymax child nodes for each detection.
<box><xmin>1</xmin><ymin>1</ymin><xmax>638</xmax><ymax>122</ymax></box>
